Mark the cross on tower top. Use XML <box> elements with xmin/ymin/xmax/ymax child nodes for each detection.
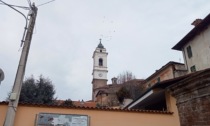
<box><xmin>97</xmin><ymin>38</ymin><xmax>104</xmax><ymax>48</ymax></box>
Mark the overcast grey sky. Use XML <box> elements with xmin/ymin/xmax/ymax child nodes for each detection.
<box><xmin>0</xmin><ymin>0</ymin><xmax>210</xmax><ymax>101</ymax></box>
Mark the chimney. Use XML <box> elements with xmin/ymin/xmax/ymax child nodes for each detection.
<box><xmin>111</xmin><ymin>77</ymin><xmax>117</xmax><ymax>84</ymax></box>
<box><xmin>191</xmin><ymin>19</ymin><xmax>203</xmax><ymax>27</ymax></box>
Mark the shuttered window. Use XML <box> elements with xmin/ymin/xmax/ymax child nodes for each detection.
<box><xmin>186</xmin><ymin>45</ymin><xmax>193</xmax><ymax>58</ymax></box>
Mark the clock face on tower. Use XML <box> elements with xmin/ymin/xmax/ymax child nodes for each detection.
<box><xmin>98</xmin><ymin>73</ymin><xmax>103</xmax><ymax>77</ymax></box>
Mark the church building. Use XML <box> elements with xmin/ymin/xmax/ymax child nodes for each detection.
<box><xmin>91</xmin><ymin>40</ymin><xmax>144</xmax><ymax>107</ymax></box>
<box><xmin>92</xmin><ymin>39</ymin><xmax>108</xmax><ymax>102</ymax></box>
<box><xmin>91</xmin><ymin>40</ymin><xmax>121</xmax><ymax>107</ymax></box>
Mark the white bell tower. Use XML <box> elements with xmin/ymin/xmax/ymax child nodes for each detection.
<box><xmin>92</xmin><ymin>39</ymin><xmax>108</xmax><ymax>101</ymax></box>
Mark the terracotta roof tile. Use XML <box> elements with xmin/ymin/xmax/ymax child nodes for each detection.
<box><xmin>73</xmin><ymin>101</ymin><xmax>96</xmax><ymax>107</ymax></box>
<box><xmin>54</xmin><ymin>100</ymin><xmax>96</xmax><ymax>108</ymax></box>
<box><xmin>0</xmin><ymin>101</ymin><xmax>173</xmax><ymax>114</ymax></box>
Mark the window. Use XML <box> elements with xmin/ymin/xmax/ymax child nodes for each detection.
<box><xmin>190</xmin><ymin>65</ymin><xmax>196</xmax><ymax>72</ymax></box>
<box><xmin>99</xmin><ymin>58</ymin><xmax>103</xmax><ymax>66</ymax></box>
<box><xmin>157</xmin><ymin>77</ymin><xmax>160</xmax><ymax>83</ymax></box>
<box><xmin>186</xmin><ymin>45</ymin><xmax>193</xmax><ymax>58</ymax></box>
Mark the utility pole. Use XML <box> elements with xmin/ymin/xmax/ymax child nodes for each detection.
<box><xmin>4</xmin><ymin>4</ymin><xmax>38</xmax><ymax>126</ymax></box>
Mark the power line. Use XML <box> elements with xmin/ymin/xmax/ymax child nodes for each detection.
<box><xmin>0</xmin><ymin>0</ymin><xmax>29</xmax><ymax>47</ymax></box>
<box><xmin>0</xmin><ymin>1</ymin><xmax>29</xmax><ymax>10</ymax></box>
<box><xmin>37</xmin><ymin>0</ymin><xmax>55</xmax><ymax>7</ymax></box>
<box><xmin>0</xmin><ymin>0</ymin><xmax>56</xmax><ymax>9</ymax></box>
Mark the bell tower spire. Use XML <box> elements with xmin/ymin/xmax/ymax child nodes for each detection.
<box><xmin>92</xmin><ymin>39</ymin><xmax>108</xmax><ymax>101</ymax></box>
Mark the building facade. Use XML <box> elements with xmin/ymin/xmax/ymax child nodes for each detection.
<box><xmin>172</xmin><ymin>14</ymin><xmax>210</xmax><ymax>73</ymax></box>
<box><xmin>144</xmin><ymin>61</ymin><xmax>187</xmax><ymax>89</ymax></box>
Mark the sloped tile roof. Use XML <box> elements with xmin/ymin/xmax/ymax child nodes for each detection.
<box><xmin>124</xmin><ymin>68</ymin><xmax>210</xmax><ymax>109</ymax></box>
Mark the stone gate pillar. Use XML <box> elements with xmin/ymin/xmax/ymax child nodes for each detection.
<box><xmin>168</xmin><ymin>69</ymin><xmax>210</xmax><ymax>126</ymax></box>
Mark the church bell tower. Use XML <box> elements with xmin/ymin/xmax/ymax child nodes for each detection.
<box><xmin>92</xmin><ymin>39</ymin><xmax>108</xmax><ymax>101</ymax></box>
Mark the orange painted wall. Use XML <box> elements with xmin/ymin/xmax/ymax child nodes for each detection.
<box><xmin>0</xmin><ymin>104</ymin><xmax>180</xmax><ymax>126</ymax></box>
<box><xmin>0</xmin><ymin>105</ymin><xmax>7</xmax><ymax>125</ymax></box>
<box><xmin>145</xmin><ymin>66</ymin><xmax>174</xmax><ymax>88</ymax></box>
<box><xmin>165</xmin><ymin>91</ymin><xmax>180</xmax><ymax>126</ymax></box>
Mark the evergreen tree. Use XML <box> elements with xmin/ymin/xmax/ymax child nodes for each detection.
<box><xmin>19</xmin><ymin>75</ymin><xmax>56</xmax><ymax>104</ymax></box>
